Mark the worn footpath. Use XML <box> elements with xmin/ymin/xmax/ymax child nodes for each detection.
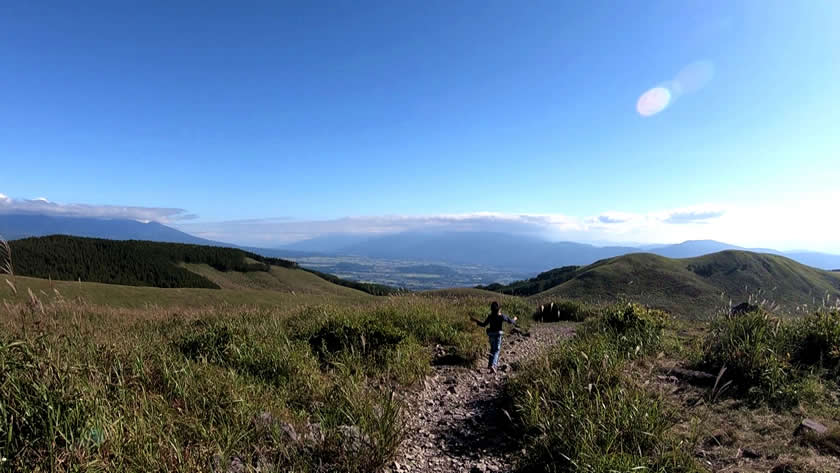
<box><xmin>388</xmin><ymin>323</ymin><xmax>576</xmax><ymax>473</ymax></box>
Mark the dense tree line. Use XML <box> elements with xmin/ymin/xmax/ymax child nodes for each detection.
<box><xmin>8</xmin><ymin>235</ymin><xmax>299</xmax><ymax>289</ymax></box>
<box><xmin>477</xmin><ymin>265</ymin><xmax>580</xmax><ymax>296</ymax></box>
<box><xmin>8</xmin><ymin>235</ymin><xmax>403</xmax><ymax>295</ymax></box>
<box><xmin>302</xmin><ymin>268</ymin><xmax>406</xmax><ymax>296</ymax></box>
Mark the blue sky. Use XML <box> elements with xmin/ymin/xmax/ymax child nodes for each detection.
<box><xmin>1</xmin><ymin>1</ymin><xmax>839</xmax><ymax>250</ymax></box>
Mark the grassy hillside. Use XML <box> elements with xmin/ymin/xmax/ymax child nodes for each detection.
<box><xmin>183</xmin><ymin>263</ymin><xmax>375</xmax><ymax>298</ymax></box>
<box><xmin>6</xmin><ymin>235</ymin><xmax>402</xmax><ymax>296</ymax></box>
<box><xmin>4</xmin><ymin>273</ymin><xmax>371</xmax><ymax>309</ymax></box>
<box><xmin>531</xmin><ymin>251</ymin><xmax>840</xmax><ymax>319</ymax></box>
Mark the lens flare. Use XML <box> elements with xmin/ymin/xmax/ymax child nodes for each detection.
<box><xmin>675</xmin><ymin>61</ymin><xmax>715</xmax><ymax>94</ymax></box>
<box><xmin>636</xmin><ymin>87</ymin><xmax>671</xmax><ymax>117</ymax></box>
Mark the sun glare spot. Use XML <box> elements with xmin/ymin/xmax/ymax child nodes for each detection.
<box><xmin>675</xmin><ymin>61</ymin><xmax>715</xmax><ymax>94</ymax></box>
<box><xmin>636</xmin><ymin>87</ymin><xmax>671</xmax><ymax>117</ymax></box>
<box><xmin>636</xmin><ymin>60</ymin><xmax>714</xmax><ymax>117</ymax></box>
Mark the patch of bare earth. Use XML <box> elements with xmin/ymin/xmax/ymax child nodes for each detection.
<box><xmin>387</xmin><ymin>323</ymin><xmax>576</xmax><ymax>473</ymax></box>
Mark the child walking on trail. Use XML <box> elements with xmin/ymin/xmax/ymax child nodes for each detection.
<box><xmin>471</xmin><ymin>301</ymin><xmax>518</xmax><ymax>373</ymax></box>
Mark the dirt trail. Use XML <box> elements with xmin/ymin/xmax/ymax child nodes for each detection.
<box><xmin>388</xmin><ymin>323</ymin><xmax>576</xmax><ymax>473</ymax></box>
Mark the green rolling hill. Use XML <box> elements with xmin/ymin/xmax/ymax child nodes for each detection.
<box><xmin>525</xmin><ymin>251</ymin><xmax>840</xmax><ymax>319</ymax></box>
<box><xmin>5</xmin><ymin>235</ymin><xmax>399</xmax><ymax>296</ymax></box>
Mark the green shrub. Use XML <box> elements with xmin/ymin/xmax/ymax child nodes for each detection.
<box><xmin>506</xmin><ymin>304</ymin><xmax>699</xmax><ymax>473</ymax></box>
<box><xmin>307</xmin><ymin>316</ymin><xmax>407</xmax><ymax>362</ymax></box>
<box><xmin>507</xmin><ymin>332</ymin><xmax>699</xmax><ymax>473</ymax></box>
<box><xmin>789</xmin><ymin>310</ymin><xmax>840</xmax><ymax>376</ymax></box>
<box><xmin>535</xmin><ymin>300</ymin><xmax>598</xmax><ymax>322</ymax></box>
<box><xmin>585</xmin><ymin>303</ymin><xmax>669</xmax><ymax>355</ymax></box>
<box><xmin>699</xmin><ymin>310</ymin><xmax>797</xmax><ymax>405</ymax></box>
<box><xmin>175</xmin><ymin>322</ymin><xmax>233</xmax><ymax>363</ymax></box>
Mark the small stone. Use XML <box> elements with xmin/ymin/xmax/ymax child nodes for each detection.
<box><xmin>794</xmin><ymin>418</ymin><xmax>828</xmax><ymax>436</ymax></box>
<box><xmin>279</xmin><ymin>421</ymin><xmax>298</xmax><ymax>443</ymax></box>
<box><xmin>228</xmin><ymin>457</ymin><xmax>245</xmax><ymax>473</ymax></box>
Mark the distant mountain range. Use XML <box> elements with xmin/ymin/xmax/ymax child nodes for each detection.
<box><xmin>0</xmin><ymin>214</ymin><xmax>226</xmax><ymax>246</ymax></box>
<box><xmin>3</xmin><ymin>214</ymin><xmax>840</xmax><ymax>274</ymax></box>
<box><xmin>282</xmin><ymin>231</ymin><xmax>840</xmax><ymax>272</ymax></box>
<box><xmin>0</xmin><ymin>214</ymin><xmax>320</xmax><ymax>259</ymax></box>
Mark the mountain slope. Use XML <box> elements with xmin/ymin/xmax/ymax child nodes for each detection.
<box><xmin>531</xmin><ymin>251</ymin><xmax>840</xmax><ymax>319</ymax></box>
<box><xmin>181</xmin><ymin>263</ymin><xmax>372</xmax><ymax>297</ymax></box>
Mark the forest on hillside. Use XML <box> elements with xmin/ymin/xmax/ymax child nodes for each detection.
<box><xmin>7</xmin><ymin>235</ymin><xmax>403</xmax><ymax>295</ymax></box>
<box><xmin>477</xmin><ymin>265</ymin><xmax>580</xmax><ymax>296</ymax></box>
<box><xmin>8</xmin><ymin>235</ymin><xmax>297</xmax><ymax>289</ymax></box>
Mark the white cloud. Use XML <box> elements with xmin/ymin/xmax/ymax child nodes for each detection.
<box><xmin>0</xmin><ymin>194</ymin><xmax>195</xmax><ymax>223</ymax></box>
<box><xmin>176</xmin><ymin>212</ymin><xmax>583</xmax><ymax>246</ymax></box>
<box><xmin>175</xmin><ymin>198</ymin><xmax>840</xmax><ymax>254</ymax></box>
<box><xmin>2</xmin><ymin>192</ymin><xmax>837</xmax><ymax>253</ymax></box>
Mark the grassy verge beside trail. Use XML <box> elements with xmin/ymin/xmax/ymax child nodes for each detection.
<box><xmin>0</xmin><ymin>291</ymin><xmax>510</xmax><ymax>472</ymax></box>
<box><xmin>696</xmin><ymin>307</ymin><xmax>840</xmax><ymax>408</ymax></box>
<box><xmin>505</xmin><ymin>303</ymin><xmax>702</xmax><ymax>473</ymax></box>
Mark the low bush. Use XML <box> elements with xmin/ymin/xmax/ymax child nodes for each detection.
<box><xmin>535</xmin><ymin>300</ymin><xmax>598</xmax><ymax>322</ymax></box>
<box><xmin>789</xmin><ymin>309</ymin><xmax>840</xmax><ymax>376</ymax></box>
<box><xmin>698</xmin><ymin>309</ymin><xmax>832</xmax><ymax>407</ymax></box>
<box><xmin>699</xmin><ymin>310</ymin><xmax>791</xmax><ymax>404</ymax></box>
<box><xmin>585</xmin><ymin>302</ymin><xmax>670</xmax><ymax>355</ymax></box>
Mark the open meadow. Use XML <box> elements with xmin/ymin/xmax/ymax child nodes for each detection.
<box><xmin>2</xmin><ymin>237</ymin><xmax>840</xmax><ymax>472</ymax></box>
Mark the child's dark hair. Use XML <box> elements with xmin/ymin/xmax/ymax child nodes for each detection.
<box><xmin>490</xmin><ymin>301</ymin><xmax>500</xmax><ymax>314</ymax></box>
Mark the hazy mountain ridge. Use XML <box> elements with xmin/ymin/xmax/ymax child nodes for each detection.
<box><xmin>0</xmin><ymin>214</ymin><xmax>228</xmax><ymax>246</ymax></box>
<box><xmin>284</xmin><ymin>233</ymin><xmax>840</xmax><ymax>271</ymax></box>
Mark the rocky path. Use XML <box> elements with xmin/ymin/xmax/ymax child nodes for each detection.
<box><xmin>388</xmin><ymin>323</ymin><xmax>576</xmax><ymax>473</ymax></box>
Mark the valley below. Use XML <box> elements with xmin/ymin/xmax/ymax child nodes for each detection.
<box><xmin>289</xmin><ymin>254</ymin><xmax>528</xmax><ymax>290</ymax></box>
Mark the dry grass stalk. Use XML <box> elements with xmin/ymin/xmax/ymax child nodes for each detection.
<box><xmin>1</xmin><ymin>235</ymin><xmax>16</xmax><ymax>295</ymax></box>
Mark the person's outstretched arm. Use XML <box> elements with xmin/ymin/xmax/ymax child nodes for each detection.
<box><xmin>471</xmin><ymin>315</ymin><xmax>490</xmax><ymax>327</ymax></box>
<box><xmin>502</xmin><ymin>314</ymin><xmax>518</xmax><ymax>326</ymax></box>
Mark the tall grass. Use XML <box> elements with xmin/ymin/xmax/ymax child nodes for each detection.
<box><xmin>1</xmin><ymin>235</ymin><xmax>16</xmax><ymax>295</ymax></box>
<box><xmin>698</xmin><ymin>307</ymin><xmax>839</xmax><ymax>407</ymax></box>
<box><xmin>0</xmin><ymin>286</ymin><xmax>503</xmax><ymax>471</ymax></box>
<box><xmin>506</xmin><ymin>303</ymin><xmax>701</xmax><ymax>473</ymax></box>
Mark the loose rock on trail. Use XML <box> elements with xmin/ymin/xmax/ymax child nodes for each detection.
<box><xmin>388</xmin><ymin>323</ymin><xmax>576</xmax><ymax>473</ymax></box>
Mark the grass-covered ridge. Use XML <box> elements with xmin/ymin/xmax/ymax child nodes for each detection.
<box><xmin>527</xmin><ymin>251</ymin><xmax>840</xmax><ymax>318</ymax></box>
